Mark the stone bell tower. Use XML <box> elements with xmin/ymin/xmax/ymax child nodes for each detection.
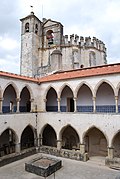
<box><xmin>20</xmin><ymin>12</ymin><xmax>42</xmax><ymax>77</ymax></box>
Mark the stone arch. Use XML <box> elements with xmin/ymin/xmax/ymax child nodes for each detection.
<box><xmin>44</xmin><ymin>85</ymin><xmax>58</xmax><ymax>100</ymax></box>
<box><xmin>20</xmin><ymin>85</ymin><xmax>32</xmax><ymax>112</ymax></box>
<box><xmin>42</xmin><ymin>124</ymin><xmax>57</xmax><ymax>147</ymax></box>
<box><xmin>95</xmin><ymin>80</ymin><xmax>115</xmax><ymax>113</ymax></box>
<box><xmin>20</xmin><ymin>125</ymin><xmax>35</xmax><ymax>150</ymax></box>
<box><xmin>25</xmin><ymin>22</ymin><xmax>29</xmax><ymax>32</ymax></box>
<box><xmin>116</xmin><ymin>83</ymin><xmax>120</xmax><ymax>113</ymax></box>
<box><xmin>46</xmin><ymin>87</ymin><xmax>58</xmax><ymax>112</ymax></box>
<box><xmin>94</xmin><ymin>79</ymin><xmax>115</xmax><ymax>97</ymax></box>
<box><xmin>20</xmin><ymin>84</ymin><xmax>34</xmax><ymax>100</ymax></box>
<box><xmin>115</xmin><ymin>82</ymin><xmax>120</xmax><ymax>97</ymax></box>
<box><xmin>0</xmin><ymin>85</ymin><xmax>2</xmax><ymax>98</ymax></box>
<box><xmin>3</xmin><ymin>82</ymin><xmax>19</xmax><ymax>98</ymax></box>
<box><xmin>83</xmin><ymin>126</ymin><xmax>108</xmax><ymax>157</ymax></box>
<box><xmin>3</xmin><ymin>83</ymin><xmax>19</xmax><ymax>113</ymax></box>
<box><xmin>111</xmin><ymin>130</ymin><xmax>120</xmax><ymax>157</ymax></box>
<box><xmin>59</xmin><ymin>84</ymin><xmax>74</xmax><ymax>112</ymax></box>
<box><xmin>58</xmin><ymin>83</ymin><xmax>74</xmax><ymax>98</ymax></box>
<box><xmin>59</xmin><ymin>124</ymin><xmax>80</xmax><ymax>150</ymax></box>
<box><xmin>76</xmin><ymin>82</ymin><xmax>94</xmax><ymax>112</ymax></box>
<box><xmin>0</xmin><ymin>128</ymin><xmax>18</xmax><ymax>156</ymax></box>
<box><xmin>46</xmin><ymin>29</ymin><xmax>54</xmax><ymax>45</ymax></box>
<box><xmin>75</xmin><ymin>81</ymin><xmax>94</xmax><ymax>98</ymax></box>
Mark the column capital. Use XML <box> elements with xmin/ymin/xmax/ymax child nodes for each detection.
<box><xmin>92</xmin><ymin>96</ymin><xmax>96</xmax><ymax>100</ymax></box>
<box><xmin>0</xmin><ymin>98</ymin><xmax>3</xmax><ymax>101</ymax></box>
<box><xmin>57</xmin><ymin>98</ymin><xmax>61</xmax><ymax>102</ymax></box>
<box><xmin>57</xmin><ymin>139</ymin><xmax>62</xmax><ymax>142</ymax></box>
<box><xmin>115</xmin><ymin>96</ymin><xmax>118</xmax><ymax>100</ymax></box>
<box><xmin>73</xmin><ymin>97</ymin><xmax>77</xmax><ymax>101</ymax></box>
<box><xmin>16</xmin><ymin>98</ymin><xmax>21</xmax><ymax>102</ymax></box>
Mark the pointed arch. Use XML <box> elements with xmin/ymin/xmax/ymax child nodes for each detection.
<box><xmin>94</xmin><ymin>79</ymin><xmax>115</xmax><ymax>97</ymax></box>
<box><xmin>111</xmin><ymin>130</ymin><xmax>120</xmax><ymax>157</ymax></box>
<box><xmin>46</xmin><ymin>86</ymin><xmax>58</xmax><ymax>112</ymax></box>
<box><xmin>60</xmin><ymin>84</ymin><xmax>74</xmax><ymax>112</ymax></box>
<box><xmin>75</xmin><ymin>81</ymin><xmax>94</xmax><ymax>98</ymax></box>
<box><xmin>0</xmin><ymin>127</ymin><xmax>19</xmax><ymax>143</ymax></box>
<box><xmin>3</xmin><ymin>83</ymin><xmax>18</xmax><ymax>113</ymax></box>
<box><xmin>59</xmin><ymin>124</ymin><xmax>80</xmax><ymax>150</ymax></box>
<box><xmin>0</xmin><ymin>85</ymin><xmax>2</xmax><ymax>98</ymax></box>
<box><xmin>41</xmin><ymin>124</ymin><xmax>57</xmax><ymax>147</ymax></box>
<box><xmin>83</xmin><ymin>126</ymin><xmax>108</xmax><ymax>157</ymax></box>
<box><xmin>0</xmin><ymin>128</ymin><xmax>19</xmax><ymax>156</ymax></box>
<box><xmin>116</xmin><ymin>82</ymin><xmax>120</xmax><ymax>113</ymax></box>
<box><xmin>44</xmin><ymin>85</ymin><xmax>58</xmax><ymax>99</ymax></box>
<box><xmin>40</xmin><ymin>123</ymin><xmax>57</xmax><ymax>137</ymax></box>
<box><xmin>20</xmin><ymin>86</ymin><xmax>32</xmax><ymax>112</ymax></box>
<box><xmin>20</xmin><ymin>125</ymin><xmax>35</xmax><ymax>150</ymax></box>
<box><xmin>20</xmin><ymin>84</ymin><xmax>34</xmax><ymax>99</ymax></box>
<box><xmin>58</xmin><ymin>83</ymin><xmax>74</xmax><ymax>98</ymax></box>
<box><xmin>76</xmin><ymin>82</ymin><xmax>94</xmax><ymax>112</ymax></box>
<box><xmin>95</xmin><ymin>80</ymin><xmax>115</xmax><ymax>113</ymax></box>
<box><xmin>116</xmin><ymin>82</ymin><xmax>120</xmax><ymax>97</ymax></box>
<box><xmin>3</xmin><ymin>82</ymin><xmax>19</xmax><ymax>98</ymax></box>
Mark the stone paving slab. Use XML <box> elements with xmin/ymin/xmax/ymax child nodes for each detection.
<box><xmin>0</xmin><ymin>153</ymin><xmax>119</xmax><ymax>179</ymax></box>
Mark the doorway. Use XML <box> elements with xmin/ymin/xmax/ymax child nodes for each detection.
<box><xmin>67</xmin><ymin>98</ymin><xmax>74</xmax><ymax>112</ymax></box>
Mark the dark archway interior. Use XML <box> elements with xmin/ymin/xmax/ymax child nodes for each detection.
<box><xmin>43</xmin><ymin>125</ymin><xmax>57</xmax><ymax>147</ymax></box>
<box><xmin>113</xmin><ymin>132</ymin><xmax>120</xmax><ymax>157</ymax></box>
<box><xmin>62</xmin><ymin>126</ymin><xmax>79</xmax><ymax>150</ymax></box>
<box><xmin>20</xmin><ymin>87</ymin><xmax>31</xmax><ymax>112</ymax></box>
<box><xmin>0</xmin><ymin>129</ymin><xmax>16</xmax><ymax>156</ymax></box>
<box><xmin>21</xmin><ymin>126</ymin><xmax>34</xmax><ymax>150</ymax></box>
<box><xmin>84</xmin><ymin>127</ymin><xmax>107</xmax><ymax>157</ymax></box>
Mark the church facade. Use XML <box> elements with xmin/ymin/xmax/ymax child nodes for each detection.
<box><xmin>0</xmin><ymin>12</ymin><xmax>120</xmax><ymax>167</ymax></box>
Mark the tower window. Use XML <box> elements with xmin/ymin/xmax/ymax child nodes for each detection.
<box><xmin>89</xmin><ymin>51</ymin><xmax>96</xmax><ymax>66</ymax></box>
<box><xmin>46</xmin><ymin>30</ymin><xmax>54</xmax><ymax>45</ymax></box>
<box><xmin>25</xmin><ymin>23</ymin><xmax>29</xmax><ymax>32</ymax></box>
<box><xmin>35</xmin><ymin>24</ymin><xmax>38</xmax><ymax>34</ymax></box>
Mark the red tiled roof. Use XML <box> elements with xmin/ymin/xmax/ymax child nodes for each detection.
<box><xmin>39</xmin><ymin>63</ymin><xmax>120</xmax><ymax>83</ymax></box>
<box><xmin>0</xmin><ymin>63</ymin><xmax>120</xmax><ymax>84</ymax></box>
<box><xmin>0</xmin><ymin>71</ymin><xmax>38</xmax><ymax>82</ymax></box>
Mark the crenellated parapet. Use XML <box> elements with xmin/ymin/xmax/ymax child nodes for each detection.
<box><xmin>63</xmin><ymin>34</ymin><xmax>106</xmax><ymax>52</ymax></box>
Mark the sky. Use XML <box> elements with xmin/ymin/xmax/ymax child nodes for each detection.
<box><xmin>0</xmin><ymin>0</ymin><xmax>120</xmax><ymax>74</ymax></box>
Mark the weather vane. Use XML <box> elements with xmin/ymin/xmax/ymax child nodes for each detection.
<box><xmin>30</xmin><ymin>5</ymin><xmax>34</xmax><ymax>12</ymax></box>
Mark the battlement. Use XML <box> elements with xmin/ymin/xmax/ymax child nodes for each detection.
<box><xmin>63</xmin><ymin>34</ymin><xmax>106</xmax><ymax>52</ymax></box>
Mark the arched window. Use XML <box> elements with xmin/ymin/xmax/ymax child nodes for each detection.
<box><xmin>46</xmin><ymin>30</ymin><xmax>54</xmax><ymax>45</ymax></box>
<box><xmin>89</xmin><ymin>51</ymin><xmax>96</xmax><ymax>66</ymax></box>
<box><xmin>25</xmin><ymin>23</ymin><xmax>29</xmax><ymax>32</ymax></box>
<box><xmin>35</xmin><ymin>24</ymin><xmax>38</xmax><ymax>34</ymax></box>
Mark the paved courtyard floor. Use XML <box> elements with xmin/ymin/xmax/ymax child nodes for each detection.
<box><xmin>0</xmin><ymin>153</ymin><xmax>120</xmax><ymax>179</ymax></box>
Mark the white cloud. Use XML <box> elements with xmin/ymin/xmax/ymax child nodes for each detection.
<box><xmin>0</xmin><ymin>35</ymin><xmax>18</xmax><ymax>51</ymax></box>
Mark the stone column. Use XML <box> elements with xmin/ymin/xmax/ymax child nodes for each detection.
<box><xmin>80</xmin><ymin>144</ymin><xmax>85</xmax><ymax>154</ymax></box>
<box><xmin>57</xmin><ymin>98</ymin><xmax>61</xmax><ymax>112</ymax></box>
<box><xmin>73</xmin><ymin>97</ymin><xmax>77</xmax><ymax>112</ymax></box>
<box><xmin>30</xmin><ymin>98</ymin><xmax>34</xmax><ymax>112</ymax></box>
<box><xmin>115</xmin><ymin>96</ymin><xmax>118</xmax><ymax>113</ymax></box>
<box><xmin>16</xmin><ymin>98</ymin><xmax>20</xmax><ymax>113</ymax></box>
<box><xmin>43</xmin><ymin>99</ymin><xmax>47</xmax><ymax>112</ymax></box>
<box><xmin>57</xmin><ymin>140</ymin><xmax>62</xmax><ymax>150</ymax></box>
<box><xmin>15</xmin><ymin>143</ymin><xmax>21</xmax><ymax>153</ymax></box>
<box><xmin>0</xmin><ymin>98</ymin><xmax>3</xmax><ymax>113</ymax></box>
<box><xmin>39</xmin><ymin>136</ymin><xmax>43</xmax><ymax>146</ymax></box>
<box><xmin>92</xmin><ymin>97</ymin><xmax>96</xmax><ymax>113</ymax></box>
<box><xmin>108</xmin><ymin>147</ymin><xmax>114</xmax><ymax>159</ymax></box>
